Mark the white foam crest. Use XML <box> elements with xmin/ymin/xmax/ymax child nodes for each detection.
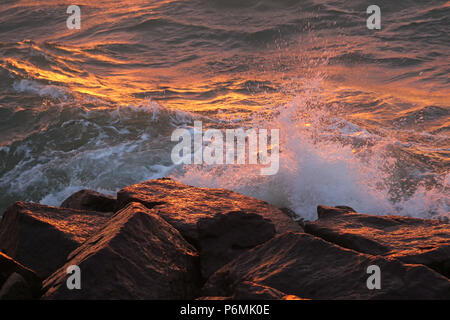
<box><xmin>13</xmin><ymin>79</ymin><xmax>69</xmax><ymax>99</ymax></box>
<box><xmin>115</xmin><ymin>99</ymin><xmax>208</xmax><ymax>127</ymax></box>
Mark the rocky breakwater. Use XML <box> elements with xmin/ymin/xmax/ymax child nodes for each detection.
<box><xmin>0</xmin><ymin>178</ymin><xmax>448</xmax><ymax>299</ymax></box>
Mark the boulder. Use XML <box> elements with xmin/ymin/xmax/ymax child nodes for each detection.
<box><xmin>42</xmin><ymin>202</ymin><xmax>201</xmax><ymax>300</ymax></box>
<box><xmin>231</xmin><ymin>281</ymin><xmax>304</xmax><ymax>300</ymax></box>
<box><xmin>203</xmin><ymin>232</ymin><xmax>450</xmax><ymax>300</ymax></box>
<box><xmin>197</xmin><ymin>282</ymin><xmax>305</xmax><ymax>300</ymax></box>
<box><xmin>0</xmin><ymin>252</ymin><xmax>41</xmax><ymax>299</ymax></box>
<box><xmin>61</xmin><ymin>190</ymin><xmax>117</xmax><ymax>213</ymax></box>
<box><xmin>116</xmin><ymin>178</ymin><xmax>302</xmax><ymax>244</ymax></box>
<box><xmin>0</xmin><ymin>202</ymin><xmax>111</xmax><ymax>278</ymax></box>
<box><xmin>197</xmin><ymin>210</ymin><xmax>275</xmax><ymax>279</ymax></box>
<box><xmin>279</xmin><ymin>207</ymin><xmax>305</xmax><ymax>228</ymax></box>
<box><xmin>304</xmin><ymin>206</ymin><xmax>450</xmax><ymax>277</ymax></box>
<box><xmin>0</xmin><ymin>272</ymin><xmax>33</xmax><ymax>300</ymax></box>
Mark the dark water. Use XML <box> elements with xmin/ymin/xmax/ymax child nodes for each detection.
<box><xmin>0</xmin><ymin>0</ymin><xmax>448</xmax><ymax>219</ymax></box>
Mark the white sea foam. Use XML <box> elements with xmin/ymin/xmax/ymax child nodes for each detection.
<box><xmin>174</xmin><ymin>89</ymin><xmax>449</xmax><ymax>220</ymax></box>
<box><xmin>13</xmin><ymin>79</ymin><xmax>69</xmax><ymax>99</ymax></box>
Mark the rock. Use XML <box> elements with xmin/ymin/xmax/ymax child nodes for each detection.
<box><xmin>61</xmin><ymin>190</ymin><xmax>117</xmax><ymax>213</ymax></box>
<box><xmin>282</xmin><ymin>295</ymin><xmax>308</xmax><ymax>300</ymax></box>
<box><xmin>197</xmin><ymin>210</ymin><xmax>275</xmax><ymax>279</ymax></box>
<box><xmin>232</xmin><ymin>281</ymin><xmax>303</xmax><ymax>300</ymax></box>
<box><xmin>304</xmin><ymin>206</ymin><xmax>450</xmax><ymax>277</ymax></box>
<box><xmin>117</xmin><ymin>178</ymin><xmax>302</xmax><ymax>244</ymax></box>
<box><xmin>196</xmin><ymin>296</ymin><xmax>231</xmax><ymax>300</ymax></box>
<box><xmin>42</xmin><ymin>202</ymin><xmax>201</xmax><ymax>300</ymax></box>
<box><xmin>0</xmin><ymin>202</ymin><xmax>111</xmax><ymax>278</ymax></box>
<box><xmin>197</xmin><ymin>281</ymin><xmax>305</xmax><ymax>300</ymax></box>
<box><xmin>198</xmin><ymin>283</ymin><xmax>305</xmax><ymax>300</ymax></box>
<box><xmin>279</xmin><ymin>207</ymin><xmax>297</xmax><ymax>219</ymax></box>
<box><xmin>334</xmin><ymin>205</ymin><xmax>356</xmax><ymax>213</ymax></box>
<box><xmin>203</xmin><ymin>232</ymin><xmax>450</xmax><ymax>300</ymax></box>
<box><xmin>0</xmin><ymin>272</ymin><xmax>33</xmax><ymax>300</ymax></box>
<box><xmin>0</xmin><ymin>252</ymin><xmax>41</xmax><ymax>299</ymax></box>
<box><xmin>279</xmin><ymin>207</ymin><xmax>306</xmax><ymax>228</ymax></box>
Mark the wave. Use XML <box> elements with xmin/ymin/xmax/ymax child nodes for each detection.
<box><xmin>0</xmin><ymin>91</ymin><xmax>198</xmax><ymax>214</ymax></box>
<box><xmin>13</xmin><ymin>79</ymin><xmax>70</xmax><ymax>99</ymax></box>
<box><xmin>173</xmin><ymin>79</ymin><xmax>449</xmax><ymax>220</ymax></box>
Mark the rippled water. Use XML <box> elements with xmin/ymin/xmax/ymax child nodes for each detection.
<box><xmin>0</xmin><ymin>0</ymin><xmax>448</xmax><ymax>219</ymax></box>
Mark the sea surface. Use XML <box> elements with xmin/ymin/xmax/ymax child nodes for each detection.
<box><xmin>0</xmin><ymin>0</ymin><xmax>448</xmax><ymax>220</ymax></box>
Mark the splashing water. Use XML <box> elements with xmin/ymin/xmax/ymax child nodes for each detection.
<box><xmin>175</xmin><ymin>77</ymin><xmax>449</xmax><ymax>220</ymax></box>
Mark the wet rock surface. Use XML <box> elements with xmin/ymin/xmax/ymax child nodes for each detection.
<box><xmin>0</xmin><ymin>202</ymin><xmax>111</xmax><ymax>278</ymax></box>
<box><xmin>197</xmin><ymin>210</ymin><xmax>276</xmax><ymax>279</ymax></box>
<box><xmin>42</xmin><ymin>202</ymin><xmax>200</xmax><ymax>300</ymax></box>
<box><xmin>305</xmin><ymin>205</ymin><xmax>450</xmax><ymax>277</ymax></box>
<box><xmin>61</xmin><ymin>189</ymin><xmax>117</xmax><ymax>213</ymax></box>
<box><xmin>117</xmin><ymin>178</ymin><xmax>303</xmax><ymax>244</ymax></box>
<box><xmin>0</xmin><ymin>179</ymin><xmax>448</xmax><ymax>300</ymax></box>
<box><xmin>203</xmin><ymin>232</ymin><xmax>450</xmax><ymax>299</ymax></box>
<box><xmin>0</xmin><ymin>251</ymin><xmax>41</xmax><ymax>299</ymax></box>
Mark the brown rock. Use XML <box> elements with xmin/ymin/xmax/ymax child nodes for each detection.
<box><xmin>0</xmin><ymin>202</ymin><xmax>111</xmax><ymax>278</ymax></box>
<box><xmin>117</xmin><ymin>178</ymin><xmax>302</xmax><ymax>244</ymax></box>
<box><xmin>282</xmin><ymin>295</ymin><xmax>308</xmax><ymax>300</ymax></box>
<box><xmin>198</xmin><ymin>282</ymin><xmax>306</xmax><ymax>300</ymax></box>
<box><xmin>304</xmin><ymin>206</ymin><xmax>450</xmax><ymax>277</ymax></box>
<box><xmin>197</xmin><ymin>210</ymin><xmax>275</xmax><ymax>279</ymax></box>
<box><xmin>42</xmin><ymin>202</ymin><xmax>201</xmax><ymax>300</ymax></box>
<box><xmin>196</xmin><ymin>296</ymin><xmax>231</xmax><ymax>300</ymax></box>
<box><xmin>0</xmin><ymin>272</ymin><xmax>33</xmax><ymax>300</ymax></box>
<box><xmin>203</xmin><ymin>232</ymin><xmax>450</xmax><ymax>300</ymax></box>
<box><xmin>0</xmin><ymin>252</ymin><xmax>41</xmax><ymax>299</ymax></box>
<box><xmin>61</xmin><ymin>190</ymin><xmax>117</xmax><ymax>213</ymax></box>
<box><xmin>232</xmin><ymin>281</ymin><xmax>303</xmax><ymax>300</ymax></box>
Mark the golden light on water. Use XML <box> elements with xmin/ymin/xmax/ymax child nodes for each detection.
<box><xmin>2</xmin><ymin>0</ymin><xmax>448</xmax><ymax>127</ymax></box>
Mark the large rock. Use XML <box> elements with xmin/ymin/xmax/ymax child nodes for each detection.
<box><xmin>61</xmin><ymin>190</ymin><xmax>117</xmax><ymax>213</ymax></box>
<box><xmin>231</xmin><ymin>281</ymin><xmax>305</xmax><ymax>300</ymax></box>
<box><xmin>203</xmin><ymin>232</ymin><xmax>450</xmax><ymax>300</ymax></box>
<box><xmin>0</xmin><ymin>252</ymin><xmax>41</xmax><ymax>299</ymax></box>
<box><xmin>0</xmin><ymin>272</ymin><xmax>33</xmax><ymax>300</ymax></box>
<box><xmin>117</xmin><ymin>178</ymin><xmax>302</xmax><ymax>244</ymax></box>
<box><xmin>0</xmin><ymin>202</ymin><xmax>111</xmax><ymax>278</ymax></box>
<box><xmin>198</xmin><ymin>282</ymin><xmax>305</xmax><ymax>300</ymax></box>
<box><xmin>197</xmin><ymin>210</ymin><xmax>275</xmax><ymax>279</ymax></box>
<box><xmin>42</xmin><ymin>202</ymin><xmax>201</xmax><ymax>300</ymax></box>
<box><xmin>304</xmin><ymin>206</ymin><xmax>450</xmax><ymax>277</ymax></box>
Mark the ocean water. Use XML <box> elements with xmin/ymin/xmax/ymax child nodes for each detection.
<box><xmin>0</xmin><ymin>0</ymin><xmax>448</xmax><ymax>220</ymax></box>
